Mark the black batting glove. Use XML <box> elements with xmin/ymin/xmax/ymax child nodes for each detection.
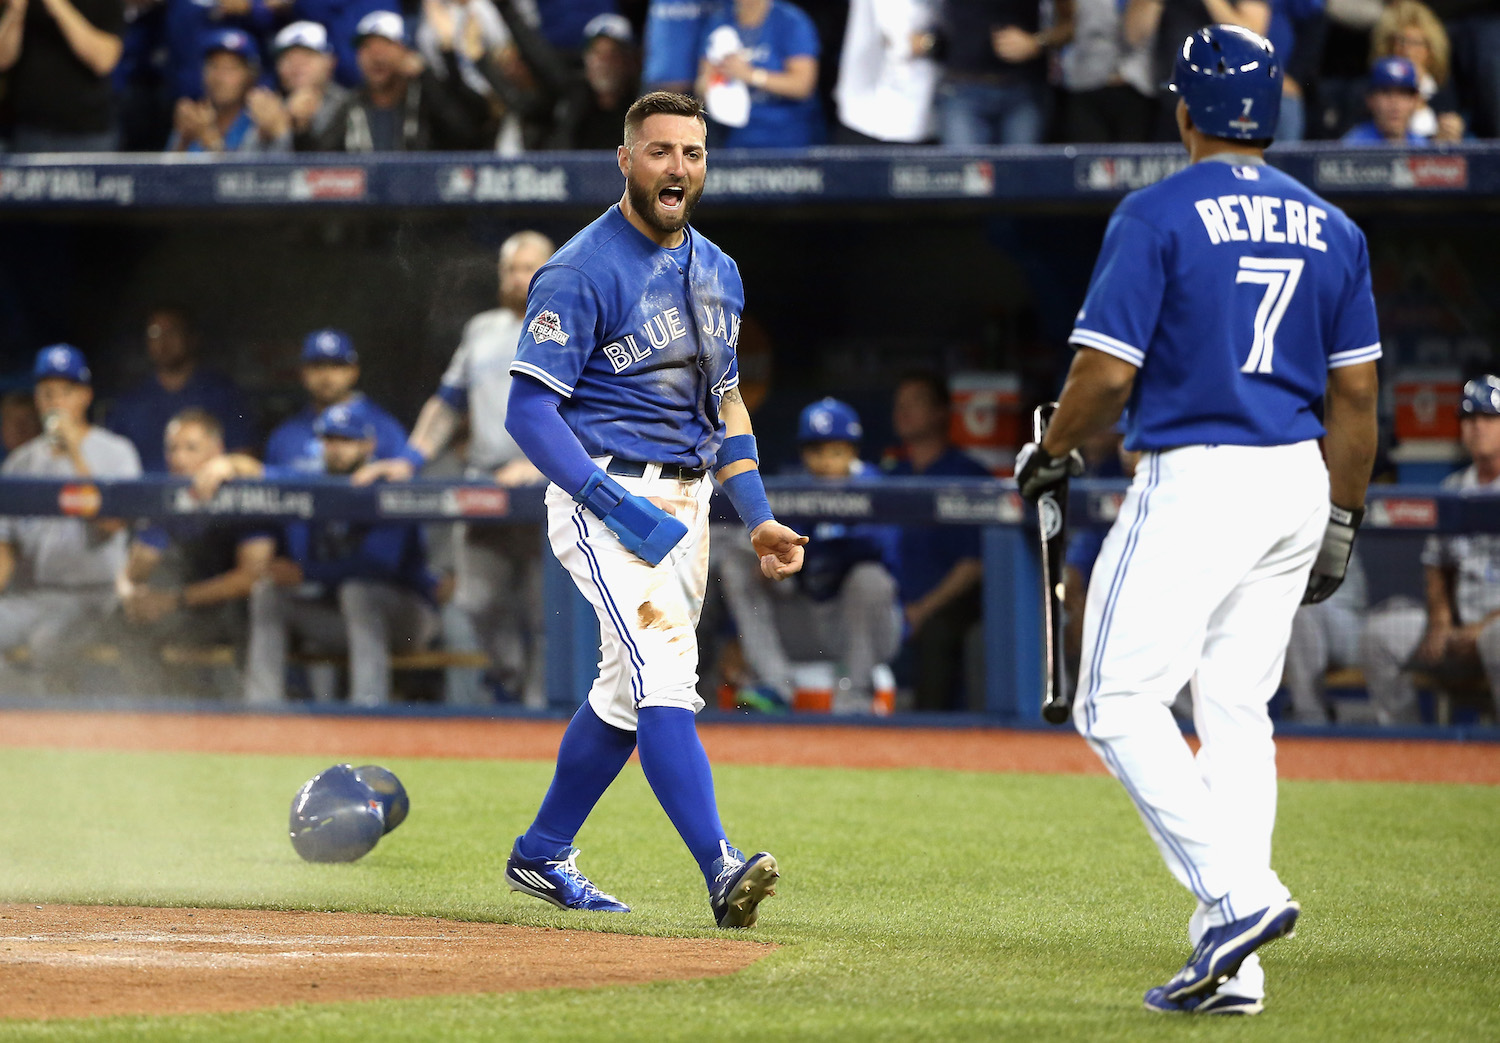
<box><xmin>1015</xmin><ymin>441</ymin><xmax>1085</xmax><ymax>503</ymax></box>
<box><xmin>1303</xmin><ymin>503</ymin><xmax>1365</xmax><ymax>605</ymax></box>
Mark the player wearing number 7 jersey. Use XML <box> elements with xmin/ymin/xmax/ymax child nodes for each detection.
<box><xmin>1015</xmin><ymin>25</ymin><xmax>1379</xmax><ymax>1015</ymax></box>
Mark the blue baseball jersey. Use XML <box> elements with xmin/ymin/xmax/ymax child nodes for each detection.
<box><xmin>642</xmin><ymin>0</ymin><xmax>715</xmax><ymax>87</ymax></box>
<box><xmin>264</xmin><ymin>394</ymin><xmax>408</xmax><ymax>473</ymax></box>
<box><xmin>510</xmin><ymin>204</ymin><xmax>745</xmax><ymax>470</ymax></box>
<box><xmin>1070</xmin><ymin>156</ymin><xmax>1381</xmax><ymax>452</ymax></box>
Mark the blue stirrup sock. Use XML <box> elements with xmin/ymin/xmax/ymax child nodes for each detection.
<box><xmin>518</xmin><ymin>702</ymin><xmax>638</xmax><ymax>860</ymax></box>
<box><xmin>636</xmin><ymin>705</ymin><xmax>729</xmax><ymax>888</ymax></box>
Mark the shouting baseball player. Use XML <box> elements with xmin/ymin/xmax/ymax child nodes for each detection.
<box><xmin>1016</xmin><ymin>26</ymin><xmax>1379</xmax><ymax>1014</ymax></box>
<box><xmin>500</xmin><ymin>91</ymin><xmax>807</xmax><ymax>928</ymax></box>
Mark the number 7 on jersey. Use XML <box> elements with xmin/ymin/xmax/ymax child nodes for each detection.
<box><xmin>1236</xmin><ymin>256</ymin><xmax>1304</xmax><ymax>375</ymax></box>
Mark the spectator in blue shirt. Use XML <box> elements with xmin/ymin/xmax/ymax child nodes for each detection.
<box><xmin>1342</xmin><ymin>55</ymin><xmax>1432</xmax><ymax>145</ymax></box>
<box><xmin>881</xmin><ymin>371</ymin><xmax>990</xmax><ymax>711</ymax></box>
<box><xmin>166</xmin><ymin>27</ymin><xmax>293</xmax><ymax>151</ymax></box>
<box><xmin>106</xmin><ymin>305</ymin><xmax>257</xmax><ymax>473</ymax></box>
<box><xmin>696</xmin><ymin>0</ymin><xmax>823</xmax><ymax>147</ymax></box>
<box><xmin>160</xmin><ymin>0</ymin><xmax>275</xmax><ymax>103</ymax></box>
<box><xmin>265</xmin><ymin>328</ymin><xmax>408</xmax><ymax>474</ymax></box>
<box><xmin>642</xmin><ymin>0</ymin><xmax>715</xmax><ymax>93</ymax></box>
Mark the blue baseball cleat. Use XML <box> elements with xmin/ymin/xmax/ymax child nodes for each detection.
<box><xmin>1163</xmin><ymin>900</ymin><xmax>1300</xmax><ymax>1001</ymax></box>
<box><xmin>709</xmin><ymin>843</ymin><xmax>779</xmax><ymax>928</ymax></box>
<box><xmin>1144</xmin><ymin>986</ymin><xmax>1264</xmax><ymax>1015</ymax></box>
<box><xmin>505</xmin><ymin>838</ymin><xmax>631</xmax><ymax>912</ymax></box>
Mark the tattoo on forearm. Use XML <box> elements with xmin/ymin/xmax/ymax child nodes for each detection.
<box><xmin>723</xmin><ymin>387</ymin><xmax>744</xmax><ymax>408</ymax></box>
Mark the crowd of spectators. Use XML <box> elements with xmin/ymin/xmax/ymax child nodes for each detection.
<box><xmin>1</xmin><ymin>0</ymin><xmax>1496</xmax><ymax>153</ymax></box>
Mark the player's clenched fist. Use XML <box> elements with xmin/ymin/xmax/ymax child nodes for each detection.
<box><xmin>750</xmin><ymin>520</ymin><xmax>808</xmax><ymax>581</ymax></box>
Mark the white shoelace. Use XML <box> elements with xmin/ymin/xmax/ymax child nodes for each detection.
<box><xmin>714</xmin><ymin>841</ymin><xmax>745</xmax><ymax>886</ymax></box>
<box><xmin>549</xmin><ymin>849</ymin><xmax>612</xmax><ymax>900</ymax></box>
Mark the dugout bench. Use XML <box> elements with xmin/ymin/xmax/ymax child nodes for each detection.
<box><xmin>1</xmin><ymin>476</ymin><xmax>1499</xmax><ymax>723</ymax></box>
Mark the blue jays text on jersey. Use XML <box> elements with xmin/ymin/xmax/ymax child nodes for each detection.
<box><xmin>510</xmin><ymin>205</ymin><xmax>745</xmax><ymax>471</ymax></box>
<box><xmin>1070</xmin><ymin>157</ymin><xmax>1381</xmax><ymax>452</ymax></box>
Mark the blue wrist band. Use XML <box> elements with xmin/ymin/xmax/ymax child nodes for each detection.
<box><xmin>715</xmin><ymin>434</ymin><xmax>758</xmax><ymax>470</ymax></box>
<box><xmin>721</xmin><ymin>468</ymin><xmax>774</xmax><ymax>533</ymax></box>
<box><xmin>397</xmin><ymin>444</ymin><xmax>427</xmax><ymax>471</ymax></box>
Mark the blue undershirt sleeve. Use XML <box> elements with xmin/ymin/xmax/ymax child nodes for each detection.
<box><xmin>506</xmin><ymin>374</ymin><xmax>599</xmax><ymax>498</ymax></box>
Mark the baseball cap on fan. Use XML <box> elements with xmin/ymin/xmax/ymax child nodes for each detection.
<box><xmin>1369</xmin><ymin>56</ymin><xmax>1419</xmax><ymax>93</ymax></box>
<box><xmin>302</xmin><ymin>328</ymin><xmax>358</xmax><ymax>365</ymax></box>
<box><xmin>275</xmin><ymin>20</ymin><xmax>332</xmax><ymax>56</ymax></box>
<box><xmin>314</xmin><ymin>398</ymin><xmax>377</xmax><ymax>440</ymax></box>
<box><xmin>354</xmin><ymin>10</ymin><xmax>406</xmax><ymax>46</ymax></box>
<box><xmin>583</xmin><ymin>12</ymin><xmax>634</xmax><ymax>46</ymax></box>
<box><xmin>1460</xmin><ymin>376</ymin><xmax>1500</xmax><ymax>417</ymax></box>
<box><xmin>203</xmin><ymin>27</ymin><xmax>260</xmax><ymax>67</ymax></box>
<box><xmin>33</xmin><ymin>344</ymin><xmax>92</xmax><ymax>386</ymax></box>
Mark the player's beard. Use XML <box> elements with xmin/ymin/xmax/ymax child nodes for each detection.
<box><xmin>627</xmin><ymin>172</ymin><xmax>702</xmax><ymax>237</ymax></box>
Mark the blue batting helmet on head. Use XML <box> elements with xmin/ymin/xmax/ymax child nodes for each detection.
<box><xmin>798</xmin><ymin>397</ymin><xmax>863</xmax><ymax>444</ymax></box>
<box><xmin>1460</xmin><ymin>376</ymin><xmax>1500</xmax><ymax>417</ymax></box>
<box><xmin>1168</xmin><ymin>24</ymin><xmax>1281</xmax><ymax>141</ymax></box>
<box><xmin>289</xmin><ymin>764</ymin><xmax>386</xmax><ymax>863</ymax></box>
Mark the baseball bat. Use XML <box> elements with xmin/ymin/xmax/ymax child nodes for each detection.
<box><xmin>1032</xmin><ymin>403</ymin><xmax>1072</xmax><ymax>726</ymax></box>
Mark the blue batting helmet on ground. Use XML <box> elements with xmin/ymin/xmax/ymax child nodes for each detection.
<box><xmin>798</xmin><ymin>397</ymin><xmax>863</xmax><ymax>444</ymax></box>
<box><xmin>1460</xmin><ymin>376</ymin><xmax>1500</xmax><ymax>417</ymax></box>
<box><xmin>1168</xmin><ymin>25</ymin><xmax>1281</xmax><ymax>141</ymax></box>
<box><xmin>352</xmin><ymin>764</ymin><xmax>408</xmax><ymax>834</ymax></box>
<box><xmin>289</xmin><ymin>764</ymin><xmax>386</xmax><ymax>862</ymax></box>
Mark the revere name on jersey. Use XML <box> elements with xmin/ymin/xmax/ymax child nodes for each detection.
<box><xmin>510</xmin><ymin>205</ymin><xmax>744</xmax><ymax>471</ymax></box>
<box><xmin>1071</xmin><ymin>157</ymin><xmax>1382</xmax><ymax>452</ymax></box>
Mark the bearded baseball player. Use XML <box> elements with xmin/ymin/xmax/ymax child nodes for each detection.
<box><xmin>1016</xmin><ymin>26</ymin><xmax>1379</xmax><ymax>1014</ymax></box>
<box><xmin>499</xmin><ymin>91</ymin><xmax>807</xmax><ymax>927</ymax></box>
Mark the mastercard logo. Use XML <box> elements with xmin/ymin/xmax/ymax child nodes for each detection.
<box><xmin>59</xmin><ymin>483</ymin><xmax>102</xmax><ymax>518</ymax></box>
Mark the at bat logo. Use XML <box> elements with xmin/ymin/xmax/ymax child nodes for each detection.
<box><xmin>528</xmin><ymin>311</ymin><xmax>568</xmax><ymax>346</ymax></box>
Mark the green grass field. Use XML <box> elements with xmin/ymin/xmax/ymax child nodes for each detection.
<box><xmin>0</xmin><ymin>745</ymin><xmax>1497</xmax><ymax>1041</ymax></box>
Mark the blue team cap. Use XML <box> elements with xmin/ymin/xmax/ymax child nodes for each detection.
<box><xmin>354</xmin><ymin>10</ymin><xmax>407</xmax><ymax>46</ymax></box>
<box><xmin>314</xmin><ymin>399</ymin><xmax>377</xmax><ymax>440</ymax></box>
<box><xmin>798</xmin><ymin>397</ymin><xmax>863</xmax><ymax>444</ymax></box>
<box><xmin>302</xmin><ymin>328</ymin><xmax>358</xmax><ymax>365</ymax></box>
<box><xmin>1369</xmin><ymin>56</ymin><xmax>1419</xmax><ymax>93</ymax></box>
<box><xmin>203</xmin><ymin>28</ymin><xmax>260</xmax><ymax>66</ymax></box>
<box><xmin>33</xmin><ymin>343</ymin><xmax>92</xmax><ymax>386</ymax></box>
<box><xmin>1460</xmin><ymin>376</ymin><xmax>1500</xmax><ymax>417</ymax></box>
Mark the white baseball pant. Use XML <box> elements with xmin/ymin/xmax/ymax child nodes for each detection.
<box><xmin>1075</xmin><ymin>441</ymin><xmax>1327</xmax><ymax>998</ymax></box>
<box><xmin>546</xmin><ymin>460</ymin><xmax>714</xmax><ymax>731</ymax></box>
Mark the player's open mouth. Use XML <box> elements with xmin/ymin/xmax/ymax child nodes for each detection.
<box><xmin>658</xmin><ymin>186</ymin><xmax>685</xmax><ymax>209</ymax></box>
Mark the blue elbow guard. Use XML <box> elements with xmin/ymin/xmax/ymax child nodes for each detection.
<box><xmin>574</xmin><ymin>471</ymin><xmax>689</xmax><ymax>566</ymax></box>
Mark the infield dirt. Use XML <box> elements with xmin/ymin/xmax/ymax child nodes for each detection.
<box><xmin>0</xmin><ymin>904</ymin><xmax>772</xmax><ymax>1021</ymax></box>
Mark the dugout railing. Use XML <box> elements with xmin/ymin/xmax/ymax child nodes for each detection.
<box><xmin>0</xmin><ymin>473</ymin><xmax>1495</xmax><ymax>724</ymax></box>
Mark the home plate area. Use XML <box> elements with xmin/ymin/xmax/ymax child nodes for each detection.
<box><xmin>0</xmin><ymin>905</ymin><xmax>772</xmax><ymax>1020</ymax></box>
